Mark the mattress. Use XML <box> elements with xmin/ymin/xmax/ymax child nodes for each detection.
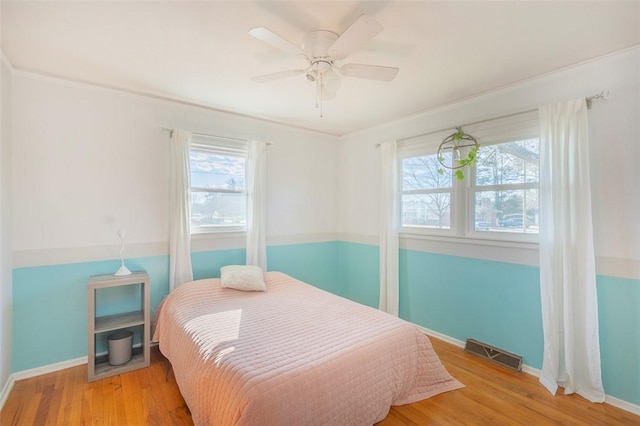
<box><xmin>153</xmin><ymin>271</ymin><xmax>463</xmax><ymax>425</ymax></box>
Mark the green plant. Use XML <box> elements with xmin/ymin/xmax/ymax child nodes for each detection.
<box><xmin>437</xmin><ymin>129</ymin><xmax>480</xmax><ymax>180</ymax></box>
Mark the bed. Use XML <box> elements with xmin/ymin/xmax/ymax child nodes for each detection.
<box><xmin>153</xmin><ymin>271</ymin><xmax>463</xmax><ymax>425</ymax></box>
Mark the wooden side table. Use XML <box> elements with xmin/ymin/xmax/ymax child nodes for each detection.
<box><xmin>87</xmin><ymin>270</ymin><xmax>150</xmax><ymax>381</ymax></box>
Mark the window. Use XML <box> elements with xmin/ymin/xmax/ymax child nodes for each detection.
<box><xmin>190</xmin><ymin>137</ymin><xmax>247</xmax><ymax>232</ymax></box>
<box><xmin>472</xmin><ymin>139</ymin><xmax>539</xmax><ymax>235</ymax></box>
<box><xmin>401</xmin><ymin>153</ymin><xmax>452</xmax><ymax>230</ymax></box>
<box><xmin>399</xmin><ymin>112</ymin><xmax>540</xmax><ymax>241</ymax></box>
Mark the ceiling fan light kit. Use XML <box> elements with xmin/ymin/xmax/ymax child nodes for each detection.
<box><xmin>249</xmin><ymin>14</ymin><xmax>399</xmax><ymax>116</ymax></box>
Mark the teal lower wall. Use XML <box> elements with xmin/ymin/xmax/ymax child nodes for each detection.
<box><xmin>268</xmin><ymin>241</ymin><xmax>341</xmax><ymax>295</ymax></box>
<box><xmin>11</xmin><ymin>242</ymin><xmax>338</xmax><ymax>373</ymax></box>
<box><xmin>11</xmin><ymin>240</ymin><xmax>640</xmax><ymax>407</ymax></box>
<box><xmin>191</xmin><ymin>248</ymin><xmax>246</xmax><ymax>281</ymax></box>
<box><xmin>400</xmin><ymin>250</ymin><xmax>543</xmax><ymax>368</ymax></box>
<box><xmin>337</xmin><ymin>241</ymin><xmax>640</xmax><ymax>407</ymax></box>
<box><xmin>12</xmin><ymin>255</ymin><xmax>170</xmax><ymax>373</ymax></box>
<box><xmin>597</xmin><ymin>275</ymin><xmax>640</xmax><ymax>405</ymax></box>
<box><xmin>337</xmin><ymin>241</ymin><xmax>379</xmax><ymax>306</ymax></box>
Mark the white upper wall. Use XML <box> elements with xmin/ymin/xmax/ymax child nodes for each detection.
<box><xmin>338</xmin><ymin>47</ymin><xmax>640</xmax><ymax>274</ymax></box>
<box><xmin>8</xmin><ymin>46</ymin><xmax>640</xmax><ymax>275</ymax></box>
<box><xmin>11</xmin><ymin>72</ymin><xmax>339</xmax><ymax>263</ymax></box>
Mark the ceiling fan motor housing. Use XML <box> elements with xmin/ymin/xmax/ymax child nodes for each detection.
<box><xmin>303</xmin><ymin>31</ymin><xmax>339</xmax><ymax>82</ymax></box>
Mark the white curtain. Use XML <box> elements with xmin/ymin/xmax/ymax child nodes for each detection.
<box><xmin>538</xmin><ymin>99</ymin><xmax>605</xmax><ymax>402</ymax></box>
<box><xmin>168</xmin><ymin>129</ymin><xmax>194</xmax><ymax>291</ymax></box>
<box><xmin>379</xmin><ymin>140</ymin><xmax>399</xmax><ymax>316</ymax></box>
<box><xmin>246</xmin><ymin>140</ymin><xmax>268</xmax><ymax>270</ymax></box>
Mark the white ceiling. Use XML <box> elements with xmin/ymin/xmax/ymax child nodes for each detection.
<box><xmin>2</xmin><ymin>1</ymin><xmax>639</xmax><ymax>136</ymax></box>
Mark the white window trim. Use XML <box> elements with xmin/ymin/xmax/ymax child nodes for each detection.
<box><xmin>400</xmin><ymin>230</ymin><xmax>539</xmax><ymax>252</ymax></box>
<box><xmin>467</xmin><ymin>180</ymin><xmax>539</xmax><ymax>243</ymax></box>
<box><xmin>397</xmin><ymin>111</ymin><xmax>540</xmax><ymax>245</ymax></box>
<box><xmin>398</xmin><ymin>144</ymin><xmax>457</xmax><ymax>236</ymax></box>
<box><xmin>191</xmin><ymin>224</ymin><xmax>246</xmax><ymax>235</ymax></box>
<box><xmin>191</xmin><ymin>229</ymin><xmax>246</xmax><ymax>238</ymax></box>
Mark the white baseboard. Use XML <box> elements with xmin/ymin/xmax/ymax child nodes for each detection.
<box><xmin>415</xmin><ymin>324</ymin><xmax>466</xmax><ymax>348</ymax></box>
<box><xmin>414</xmin><ymin>324</ymin><xmax>639</xmax><ymax>416</ymax></box>
<box><xmin>11</xmin><ymin>356</ymin><xmax>87</xmax><ymax>381</ymax></box>
<box><xmin>0</xmin><ymin>375</ymin><xmax>15</xmax><ymax>413</ymax></box>
<box><xmin>605</xmin><ymin>395</ymin><xmax>640</xmax><ymax>416</ymax></box>
<box><xmin>416</xmin><ymin>324</ymin><xmax>544</xmax><ymax>378</ymax></box>
<box><xmin>521</xmin><ymin>364</ymin><xmax>542</xmax><ymax>377</ymax></box>
<box><xmin>0</xmin><ymin>356</ymin><xmax>88</xmax><ymax>412</ymax></box>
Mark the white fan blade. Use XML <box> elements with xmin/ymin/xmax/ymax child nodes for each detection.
<box><xmin>251</xmin><ymin>69</ymin><xmax>305</xmax><ymax>83</ymax></box>
<box><xmin>340</xmin><ymin>64</ymin><xmax>399</xmax><ymax>81</ymax></box>
<box><xmin>328</xmin><ymin>14</ymin><xmax>383</xmax><ymax>60</ymax></box>
<box><xmin>249</xmin><ymin>27</ymin><xmax>305</xmax><ymax>56</ymax></box>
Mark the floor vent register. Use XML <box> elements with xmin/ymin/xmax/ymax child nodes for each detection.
<box><xmin>464</xmin><ymin>338</ymin><xmax>523</xmax><ymax>371</ymax></box>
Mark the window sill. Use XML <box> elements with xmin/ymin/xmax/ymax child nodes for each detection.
<box><xmin>191</xmin><ymin>229</ymin><xmax>246</xmax><ymax>238</ymax></box>
<box><xmin>190</xmin><ymin>230</ymin><xmax>246</xmax><ymax>252</ymax></box>
<box><xmin>399</xmin><ymin>231</ymin><xmax>539</xmax><ymax>251</ymax></box>
<box><xmin>399</xmin><ymin>232</ymin><xmax>539</xmax><ymax>266</ymax></box>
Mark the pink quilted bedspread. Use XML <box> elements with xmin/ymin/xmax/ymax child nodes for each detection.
<box><xmin>153</xmin><ymin>272</ymin><xmax>463</xmax><ymax>425</ymax></box>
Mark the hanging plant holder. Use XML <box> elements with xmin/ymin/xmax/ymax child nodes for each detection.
<box><xmin>437</xmin><ymin>127</ymin><xmax>480</xmax><ymax>180</ymax></box>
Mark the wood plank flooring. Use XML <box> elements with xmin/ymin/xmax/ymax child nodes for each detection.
<box><xmin>2</xmin><ymin>337</ymin><xmax>638</xmax><ymax>425</ymax></box>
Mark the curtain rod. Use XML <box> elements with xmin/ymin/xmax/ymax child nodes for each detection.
<box><xmin>585</xmin><ymin>91</ymin><xmax>608</xmax><ymax>109</ymax></box>
<box><xmin>161</xmin><ymin>127</ymin><xmax>272</xmax><ymax>145</ymax></box>
<box><xmin>377</xmin><ymin>91</ymin><xmax>608</xmax><ymax>147</ymax></box>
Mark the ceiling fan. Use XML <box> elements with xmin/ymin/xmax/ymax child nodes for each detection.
<box><xmin>248</xmin><ymin>14</ymin><xmax>399</xmax><ymax>114</ymax></box>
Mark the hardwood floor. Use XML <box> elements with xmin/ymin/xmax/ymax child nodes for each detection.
<box><xmin>1</xmin><ymin>348</ymin><xmax>190</xmax><ymax>425</ymax></box>
<box><xmin>2</xmin><ymin>338</ymin><xmax>638</xmax><ymax>425</ymax></box>
<box><xmin>379</xmin><ymin>339</ymin><xmax>640</xmax><ymax>426</ymax></box>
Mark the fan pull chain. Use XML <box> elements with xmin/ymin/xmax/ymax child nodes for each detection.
<box><xmin>319</xmin><ymin>73</ymin><xmax>324</xmax><ymax>118</ymax></box>
<box><xmin>315</xmin><ymin>76</ymin><xmax>320</xmax><ymax>109</ymax></box>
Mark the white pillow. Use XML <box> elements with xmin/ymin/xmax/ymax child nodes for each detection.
<box><xmin>220</xmin><ymin>265</ymin><xmax>266</xmax><ymax>291</ymax></box>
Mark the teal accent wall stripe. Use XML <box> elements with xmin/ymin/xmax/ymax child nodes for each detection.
<box><xmin>267</xmin><ymin>241</ymin><xmax>340</xmax><ymax>294</ymax></box>
<box><xmin>337</xmin><ymin>241</ymin><xmax>379</xmax><ymax>307</ymax></box>
<box><xmin>597</xmin><ymin>275</ymin><xmax>640</xmax><ymax>405</ymax></box>
<box><xmin>191</xmin><ymin>248</ymin><xmax>246</xmax><ymax>281</ymax></box>
<box><xmin>336</xmin><ymin>242</ymin><xmax>544</xmax><ymax>367</ymax></box>
<box><xmin>12</xmin><ymin>256</ymin><xmax>169</xmax><ymax>372</ymax></box>
<box><xmin>399</xmin><ymin>249</ymin><xmax>543</xmax><ymax>368</ymax></box>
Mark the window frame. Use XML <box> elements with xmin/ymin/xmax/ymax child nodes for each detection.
<box><xmin>397</xmin><ymin>111</ymin><xmax>540</xmax><ymax>244</ymax></box>
<box><xmin>398</xmin><ymin>149</ymin><xmax>459</xmax><ymax>237</ymax></box>
<box><xmin>465</xmin><ymin>137</ymin><xmax>540</xmax><ymax>243</ymax></box>
<box><xmin>189</xmin><ymin>136</ymin><xmax>248</xmax><ymax>235</ymax></box>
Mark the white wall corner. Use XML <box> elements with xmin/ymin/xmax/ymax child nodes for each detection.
<box><xmin>0</xmin><ymin>374</ymin><xmax>15</xmax><ymax>413</ymax></box>
<box><xmin>0</xmin><ymin>49</ymin><xmax>13</xmax><ymax>72</ymax></box>
<box><xmin>337</xmin><ymin>233</ymin><xmax>378</xmax><ymax>246</ymax></box>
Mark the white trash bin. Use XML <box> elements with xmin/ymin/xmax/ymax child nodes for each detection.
<box><xmin>108</xmin><ymin>330</ymin><xmax>133</xmax><ymax>366</ymax></box>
